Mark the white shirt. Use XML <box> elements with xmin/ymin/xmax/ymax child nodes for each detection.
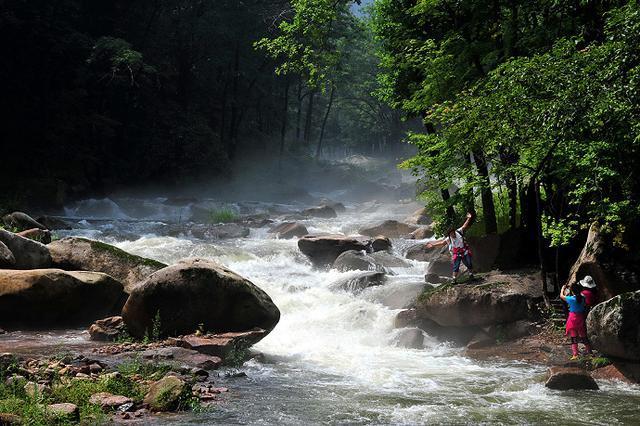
<box><xmin>447</xmin><ymin>228</ymin><xmax>465</xmax><ymax>252</ymax></box>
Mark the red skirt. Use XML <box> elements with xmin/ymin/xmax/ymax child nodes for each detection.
<box><xmin>565</xmin><ymin>312</ymin><xmax>587</xmax><ymax>337</ymax></box>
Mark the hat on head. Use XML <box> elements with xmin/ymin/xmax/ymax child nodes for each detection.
<box><xmin>579</xmin><ymin>275</ymin><xmax>596</xmax><ymax>288</ymax></box>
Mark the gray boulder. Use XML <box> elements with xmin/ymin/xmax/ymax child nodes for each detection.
<box><xmin>545</xmin><ymin>367</ymin><xmax>599</xmax><ymax>390</ymax></box>
<box><xmin>331</xmin><ymin>271</ymin><xmax>387</xmax><ymax>293</ymax></box>
<box><xmin>360</xmin><ymin>220</ymin><xmax>417</xmax><ymax>238</ymax></box>
<box><xmin>302</xmin><ymin>205</ymin><xmax>337</xmax><ymax>218</ymax></box>
<box><xmin>48</xmin><ymin>237</ymin><xmax>166</xmax><ymax>293</ymax></box>
<box><xmin>587</xmin><ymin>290</ymin><xmax>640</xmax><ymax>361</ymax></box>
<box><xmin>2</xmin><ymin>212</ymin><xmax>46</xmax><ymax>231</ymax></box>
<box><xmin>298</xmin><ymin>234</ymin><xmax>371</xmax><ymax>266</ymax></box>
<box><xmin>0</xmin><ymin>229</ymin><xmax>52</xmax><ymax>269</ymax></box>
<box><xmin>122</xmin><ymin>258</ymin><xmax>280</xmax><ymax>339</ymax></box>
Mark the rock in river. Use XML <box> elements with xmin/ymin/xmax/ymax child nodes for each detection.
<box><xmin>587</xmin><ymin>290</ymin><xmax>640</xmax><ymax>361</ymax></box>
<box><xmin>545</xmin><ymin>367</ymin><xmax>599</xmax><ymax>390</ymax></box>
<box><xmin>269</xmin><ymin>222</ymin><xmax>308</xmax><ymax>239</ymax></box>
<box><xmin>0</xmin><ymin>269</ymin><xmax>126</xmax><ymax>327</ymax></box>
<box><xmin>0</xmin><ymin>229</ymin><xmax>52</xmax><ymax>269</ymax></box>
<box><xmin>298</xmin><ymin>234</ymin><xmax>371</xmax><ymax>267</ymax></box>
<box><xmin>359</xmin><ymin>220</ymin><xmax>417</xmax><ymax>238</ymax></box>
<box><xmin>415</xmin><ymin>271</ymin><xmax>543</xmax><ymax>327</ymax></box>
<box><xmin>332</xmin><ymin>250</ymin><xmax>384</xmax><ymax>272</ymax></box>
<box><xmin>48</xmin><ymin>237</ymin><xmax>166</xmax><ymax>293</ymax></box>
<box><xmin>302</xmin><ymin>205</ymin><xmax>337</xmax><ymax>218</ymax></box>
<box><xmin>122</xmin><ymin>258</ymin><xmax>280</xmax><ymax>339</ymax></box>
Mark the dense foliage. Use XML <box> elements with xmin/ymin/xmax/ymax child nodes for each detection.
<box><xmin>372</xmin><ymin>0</ymin><xmax>639</xmax><ymax>250</ymax></box>
<box><xmin>0</xmin><ymin>0</ymin><xmax>403</xmax><ymax>209</ymax></box>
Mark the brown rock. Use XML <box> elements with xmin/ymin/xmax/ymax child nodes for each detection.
<box><xmin>268</xmin><ymin>222</ymin><xmax>308</xmax><ymax>239</ymax></box>
<box><xmin>409</xmin><ymin>227</ymin><xmax>434</xmax><ymax>240</ymax></box>
<box><xmin>89</xmin><ymin>392</ymin><xmax>133</xmax><ymax>410</ymax></box>
<box><xmin>0</xmin><ymin>413</ymin><xmax>21</xmax><ymax>425</ymax></box>
<box><xmin>360</xmin><ymin>220</ymin><xmax>417</xmax><ymax>238</ymax></box>
<box><xmin>48</xmin><ymin>237</ymin><xmax>166</xmax><ymax>293</ymax></box>
<box><xmin>2</xmin><ymin>212</ymin><xmax>46</xmax><ymax>231</ymax></box>
<box><xmin>298</xmin><ymin>234</ymin><xmax>371</xmax><ymax>266</ymax></box>
<box><xmin>16</xmin><ymin>228</ymin><xmax>51</xmax><ymax>244</ymax></box>
<box><xmin>405</xmin><ymin>244</ymin><xmax>447</xmax><ymax>262</ymax></box>
<box><xmin>590</xmin><ymin>363</ymin><xmax>640</xmax><ymax>384</ymax></box>
<box><xmin>88</xmin><ymin>316</ymin><xmax>126</xmax><ymax>341</ymax></box>
<box><xmin>545</xmin><ymin>367</ymin><xmax>599</xmax><ymax>390</ymax></box>
<box><xmin>404</xmin><ymin>208</ymin><xmax>431</xmax><ymax>226</ymax></box>
<box><xmin>177</xmin><ymin>329</ymin><xmax>267</xmax><ymax>358</ymax></box>
<box><xmin>0</xmin><ymin>269</ymin><xmax>126</xmax><ymax>327</ymax></box>
<box><xmin>122</xmin><ymin>258</ymin><xmax>280</xmax><ymax>339</ymax></box>
<box><xmin>371</xmin><ymin>236</ymin><xmax>392</xmax><ymax>252</ymax></box>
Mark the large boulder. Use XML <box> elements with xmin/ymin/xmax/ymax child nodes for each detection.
<box><xmin>0</xmin><ymin>241</ymin><xmax>15</xmax><ymax>268</ymax></box>
<box><xmin>467</xmin><ymin>233</ymin><xmax>501</xmax><ymax>273</ymax></box>
<box><xmin>332</xmin><ymin>250</ymin><xmax>384</xmax><ymax>272</ymax></box>
<box><xmin>268</xmin><ymin>222</ymin><xmax>308</xmax><ymax>239</ymax></box>
<box><xmin>0</xmin><ymin>229</ymin><xmax>52</xmax><ymax>269</ymax></box>
<box><xmin>35</xmin><ymin>216</ymin><xmax>72</xmax><ymax>230</ymax></box>
<box><xmin>298</xmin><ymin>234</ymin><xmax>371</xmax><ymax>266</ymax></box>
<box><xmin>567</xmin><ymin>222</ymin><xmax>639</xmax><ymax>300</ymax></box>
<box><xmin>369</xmin><ymin>251</ymin><xmax>411</xmax><ymax>268</ymax></box>
<box><xmin>370</xmin><ymin>236</ymin><xmax>392</xmax><ymax>252</ymax></box>
<box><xmin>425</xmin><ymin>251</ymin><xmax>453</xmax><ymax>277</ymax></box>
<box><xmin>409</xmin><ymin>227</ymin><xmax>434</xmax><ymax>240</ymax></box>
<box><xmin>359</xmin><ymin>220</ymin><xmax>417</xmax><ymax>238</ymax></box>
<box><xmin>122</xmin><ymin>258</ymin><xmax>280</xmax><ymax>339</ymax></box>
<box><xmin>2</xmin><ymin>212</ymin><xmax>46</xmax><ymax>231</ymax></box>
<box><xmin>587</xmin><ymin>290</ymin><xmax>640</xmax><ymax>361</ymax></box>
<box><xmin>415</xmin><ymin>271</ymin><xmax>543</xmax><ymax>327</ymax></box>
<box><xmin>545</xmin><ymin>367</ymin><xmax>599</xmax><ymax>390</ymax></box>
<box><xmin>302</xmin><ymin>205</ymin><xmax>337</xmax><ymax>218</ymax></box>
<box><xmin>0</xmin><ymin>269</ymin><xmax>126</xmax><ymax>327</ymax></box>
<box><xmin>48</xmin><ymin>237</ymin><xmax>166</xmax><ymax>293</ymax></box>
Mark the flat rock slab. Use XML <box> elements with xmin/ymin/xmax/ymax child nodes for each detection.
<box><xmin>545</xmin><ymin>367</ymin><xmax>599</xmax><ymax>390</ymax></box>
<box><xmin>177</xmin><ymin>329</ymin><xmax>267</xmax><ymax>358</ymax></box>
<box><xmin>140</xmin><ymin>347</ymin><xmax>223</xmax><ymax>370</ymax></box>
<box><xmin>89</xmin><ymin>392</ymin><xmax>133</xmax><ymax>410</ymax></box>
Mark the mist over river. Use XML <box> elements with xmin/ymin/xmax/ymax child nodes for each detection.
<box><xmin>44</xmin><ymin>185</ymin><xmax>640</xmax><ymax>425</ymax></box>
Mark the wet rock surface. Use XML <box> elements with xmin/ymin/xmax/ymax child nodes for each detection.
<box><xmin>587</xmin><ymin>290</ymin><xmax>640</xmax><ymax>361</ymax></box>
<box><xmin>545</xmin><ymin>367</ymin><xmax>599</xmax><ymax>390</ymax></box>
<box><xmin>298</xmin><ymin>234</ymin><xmax>371</xmax><ymax>266</ymax></box>
<box><xmin>0</xmin><ymin>229</ymin><xmax>52</xmax><ymax>269</ymax></box>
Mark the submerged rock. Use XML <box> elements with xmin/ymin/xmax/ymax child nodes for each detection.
<box><xmin>370</xmin><ymin>236</ymin><xmax>392</xmax><ymax>252</ymax></box>
<box><xmin>0</xmin><ymin>229</ymin><xmax>52</xmax><ymax>269</ymax></box>
<box><xmin>48</xmin><ymin>237</ymin><xmax>166</xmax><ymax>293</ymax></box>
<box><xmin>122</xmin><ymin>258</ymin><xmax>280</xmax><ymax>339</ymax></box>
<box><xmin>545</xmin><ymin>367</ymin><xmax>599</xmax><ymax>390</ymax></box>
<box><xmin>415</xmin><ymin>271</ymin><xmax>543</xmax><ymax>328</ymax></box>
<box><xmin>268</xmin><ymin>222</ymin><xmax>308</xmax><ymax>239</ymax></box>
<box><xmin>302</xmin><ymin>205</ymin><xmax>337</xmax><ymax>218</ymax></box>
<box><xmin>332</xmin><ymin>250</ymin><xmax>384</xmax><ymax>272</ymax></box>
<box><xmin>331</xmin><ymin>271</ymin><xmax>387</xmax><ymax>293</ymax></box>
<box><xmin>298</xmin><ymin>234</ymin><xmax>371</xmax><ymax>266</ymax></box>
<box><xmin>587</xmin><ymin>290</ymin><xmax>640</xmax><ymax>361</ymax></box>
<box><xmin>2</xmin><ymin>212</ymin><xmax>46</xmax><ymax>231</ymax></box>
<box><xmin>359</xmin><ymin>220</ymin><xmax>417</xmax><ymax>238</ymax></box>
<box><xmin>392</xmin><ymin>328</ymin><xmax>424</xmax><ymax>349</ymax></box>
<box><xmin>0</xmin><ymin>269</ymin><xmax>126</xmax><ymax>327</ymax></box>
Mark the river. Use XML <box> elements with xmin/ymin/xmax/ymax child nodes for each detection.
<box><xmin>41</xmin><ymin>191</ymin><xmax>639</xmax><ymax>425</ymax></box>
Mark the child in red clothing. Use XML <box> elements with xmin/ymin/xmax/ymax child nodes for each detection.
<box><xmin>560</xmin><ymin>282</ymin><xmax>593</xmax><ymax>359</ymax></box>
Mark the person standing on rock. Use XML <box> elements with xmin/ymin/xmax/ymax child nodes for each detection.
<box><xmin>560</xmin><ymin>282</ymin><xmax>593</xmax><ymax>360</ymax></box>
<box><xmin>425</xmin><ymin>212</ymin><xmax>474</xmax><ymax>283</ymax></box>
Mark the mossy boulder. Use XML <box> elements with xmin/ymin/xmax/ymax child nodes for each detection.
<box><xmin>143</xmin><ymin>375</ymin><xmax>188</xmax><ymax>412</ymax></box>
<box><xmin>122</xmin><ymin>258</ymin><xmax>280</xmax><ymax>339</ymax></box>
<box><xmin>587</xmin><ymin>290</ymin><xmax>640</xmax><ymax>361</ymax></box>
<box><xmin>48</xmin><ymin>237</ymin><xmax>166</xmax><ymax>293</ymax></box>
<box><xmin>0</xmin><ymin>269</ymin><xmax>126</xmax><ymax>327</ymax></box>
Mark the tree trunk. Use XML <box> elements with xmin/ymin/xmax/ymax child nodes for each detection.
<box><xmin>303</xmin><ymin>90</ymin><xmax>316</xmax><ymax>146</ymax></box>
<box><xmin>279</xmin><ymin>78</ymin><xmax>290</xmax><ymax>171</ymax></box>
<box><xmin>472</xmin><ymin>149</ymin><xmax>498</xmax><ymax>233</ymax></box>
<box><xmin>316</xmin><ymin>85</ymin><xmax>335</xmax><ymax>159</ymax></box>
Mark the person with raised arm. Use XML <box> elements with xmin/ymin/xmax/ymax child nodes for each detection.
<box><xmin>425</xmin><ymin>212</ymin><xmax>475</xmax><ymax>283</ymax></box>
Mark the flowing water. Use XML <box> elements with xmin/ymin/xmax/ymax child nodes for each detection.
<box><xmin>38</xmin><ymin>193</ymin><xmax>640</xmax><ymax>424</ymax></box>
